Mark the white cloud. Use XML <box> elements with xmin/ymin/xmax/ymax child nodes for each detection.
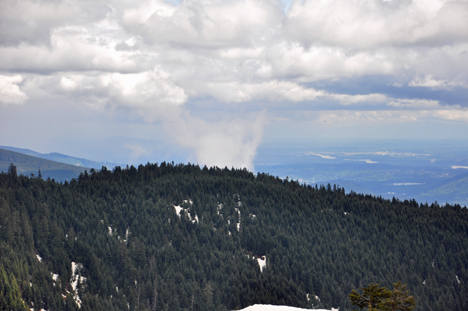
<box><xmin>434</xmin><ymin>109</ymin><xmax>468</xmax><ymax>122</ymax></box>
<box><xmin>331</xmin><ymin>93</ymin><xmax>387</xmax><ymax>105</ymax></box>
<box><xmin>0</xmin><ymin>23</ymin><xmax>139</xmax><ymax>73</ymax></box>
<box><xmin>317</xmin><ymin>107</ymin><xmax>468</xmax><ymax>125</ymax></box>
<box><xmin>409</xmin><ymin>75</ymin><xmax>447</xmax><ymax>88</ymax></box>
<box><xmin>196</xmin><ymin>81</ymin><xmax>325</xmax><ymax>103</ymax></box>
<box><xmin>283</xmin><ymin>0</ymin><xmax>468</xmax><ymax>48</ymax></box>
<box><xmin>263</xmin><ymin>43</ymin><xmax>396</xmax><ymax>82</ymax></box>
<box><xmin>0</xmin><ymin>75</ymin><xmax>28</xmax><ymax>105</ymax></box>
<box><xmin>55</xmin><ymin>69</ymin><xmax>187</xmax><ymax>120</ymax></box>
<box><xmin>120</xmin><ymin>0</ymin><xmax>284</xmax><ymax>48</ymax></box>
<box><xmin>0</xmin><ymin>0</ymin><xmax>109</xmax><ymax>46</ymax></box>
<box><xmin>409</xmin><ymin>75</ymin><xmax>468</xmax><ymax>89</ymax></box>
<box><xmin>387</xmin><ymin>99</ymin><xmax>441</xmax><ymax>109</ymax></box>
<box><xmin>317</xmin><ymin>110</ymin><xmax>423</xmax><ymax>124</ymax></box>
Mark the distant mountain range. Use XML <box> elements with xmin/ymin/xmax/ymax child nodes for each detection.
<box><xmin>0</xmin><ymin>148</ymin><xmax>91</xmax><ymax>182</ymax></box>
<box><xmin>0</xmin><ymin>146</ymin><xmax>116</xmax><ymax>169</ymax></box>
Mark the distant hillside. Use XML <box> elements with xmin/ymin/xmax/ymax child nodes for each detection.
<box><xmin>0</xmin><ymin>148</ymin><xmax>88</xmax><ymax>181</ymax></box>
<box><xmin>417</xmin><ymin>172</ymin><xmax>468</xmax><ymax>206</ymax></box>
<box><xmin>0</xmin><ymin>145</ymin><xmax>115</xmax><ymax>169</ymax></box>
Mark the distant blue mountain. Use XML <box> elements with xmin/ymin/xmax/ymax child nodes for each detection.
<box><xmin>0</xmin><ymin>146</ymin><xmax>117</xmax><ymax>169</ymax></box>
<box><xmin>0</xmin><ymin>148</ymin><xmax>87</xmax><ymax>182</ymax></box>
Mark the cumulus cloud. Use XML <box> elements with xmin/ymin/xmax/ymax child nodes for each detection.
<box><xmin>195</xmin><ymin>81</ymin><xmax>325</xmax><ymax>103</ymax></box>
<box><xmin>284</xmin><ymin>0</ymin><xmax>468</xmax><ymax>48</ymax></box>
<box><xmin>0</xmin><ymin>23</ymin><xmax>139</xmax><ymax>73</ymax></box>
<box><xmin>0</xmin><ymin>75</ymin><xmax>28</xmax><ymax>105</ymax></box>
<box><xmin>409</xmin><ymin>75</ymin><xmax>468</xmax><ymax>89</ymax></box>
<box><xmin>0</xmin><ymin>0</ymin><xmax>109</xmax><ymax>46</ymax></box>
<box><xmin>120</xmin><ymin>0</ymin><xmax>284</xmax><ymax>48</ymax></box>
<box><xmin>55</xmin><ymin>68</ymin><xmax>187</xmax><ymax>120</ymax></box>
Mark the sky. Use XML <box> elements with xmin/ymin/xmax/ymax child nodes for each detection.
<box><xmin>1</xmin><ymin>0</ymin><xmax>468</xmax><ymax>170</ymax></box>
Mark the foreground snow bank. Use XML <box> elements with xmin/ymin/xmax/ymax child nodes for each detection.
<box><xmin>237</xmin><ymin>305</ymin><xmax>334</xmax><ymax>311</ymax></box>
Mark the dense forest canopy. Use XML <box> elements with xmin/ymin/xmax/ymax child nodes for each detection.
<box><xmin>1</xmin><ymin>162</ymin><xmax>467</xmax><ymax>311</ymax></box>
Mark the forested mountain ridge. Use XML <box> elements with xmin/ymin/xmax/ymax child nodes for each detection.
<box><xmin>1</xmin><ymin>163</ymin><xmax>467</xmax><ymax>311</ymax></box>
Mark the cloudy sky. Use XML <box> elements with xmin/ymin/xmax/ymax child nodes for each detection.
<box><xmin>1</xmin><ymin>0</ymin><xmax>468</xmax><ymax>170</ymax></box>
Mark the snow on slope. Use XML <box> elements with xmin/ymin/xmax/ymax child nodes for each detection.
<box><xmin>237</xmin><ymin>305</ymin><xmax>335</xmax><ymax>311</ymax></box>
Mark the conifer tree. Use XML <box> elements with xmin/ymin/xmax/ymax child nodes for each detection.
<box><xmin>387</xmin><ymin>282</ymin><xmax>416</xmax><ymax>311</ymax></box>
<box><xmin>349</xmin><ymin>283</ymin><xmax>392</xmax><ymax>311</ymax></box>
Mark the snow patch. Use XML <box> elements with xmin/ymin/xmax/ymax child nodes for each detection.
<box><xmin>174</xmin><ymin>205</ymin><xmax>183</xmax><ymax>217</ymax></box>
<box><xmin>174</xmin><ymin>200</ymin><xmax>199</xmax><ymax>223</ymax></box>
<box><xmin>257</xmin><ymin>256</ymin><xmax>266</xmax><ymax>273</ymax></box>
<box><xmin>70</xmin><ymin>262</ymin><xmax>86</xmax><ymax>308</ymax></box>
<box><xmin>235</xmin><ymin>208</ymin><xmax>241</xmax><ymax>231</ymax></box>
<box><xmin>123</xmin><ymin>227</ymin><xmax>130</xmax><ymax>244</ymax></box>
<box><xmin>237</xmin><ymin>305</ymin><xmax>334</xmax><ymax>311</ymax></box>
<box><xmin>108</xmin><ymin>226</ymin><xmax>113</xmax><ymax>236</ymax></box>
<box><xmin>51</xmin><ymin>273</ymin><xmax>59</xmax><ymax>286</ymax></box>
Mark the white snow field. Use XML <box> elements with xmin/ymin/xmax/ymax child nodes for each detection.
<box><xmin>237</xmin><ymin>305</ymin><xmax>336</xmax><ymax>311</ymax></box>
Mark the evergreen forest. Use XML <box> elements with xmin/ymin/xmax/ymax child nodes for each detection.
<box><xmin>1</xmin><ymin>162</ymin><xmax>467</xmax><ymax>311</ymax></box>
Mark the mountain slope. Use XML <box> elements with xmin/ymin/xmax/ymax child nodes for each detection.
<box><xmin>0</xmin><ymin>148</ymin><xmax>89</xmax><ymax>181</ymax></box>
<box><xmin>417</xmin><ymin>172</ymin><xmax>468</xmax><ymax>206</ymax></box>
<box><xmin>0</xmin><ymin>145</ymin><xmax>113</xmax><ymax>169</ymax></box>
<box><xmin>1</xmin><ymin>163</ymin><xmax>467</xmax><ymax>311</ymax></box>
